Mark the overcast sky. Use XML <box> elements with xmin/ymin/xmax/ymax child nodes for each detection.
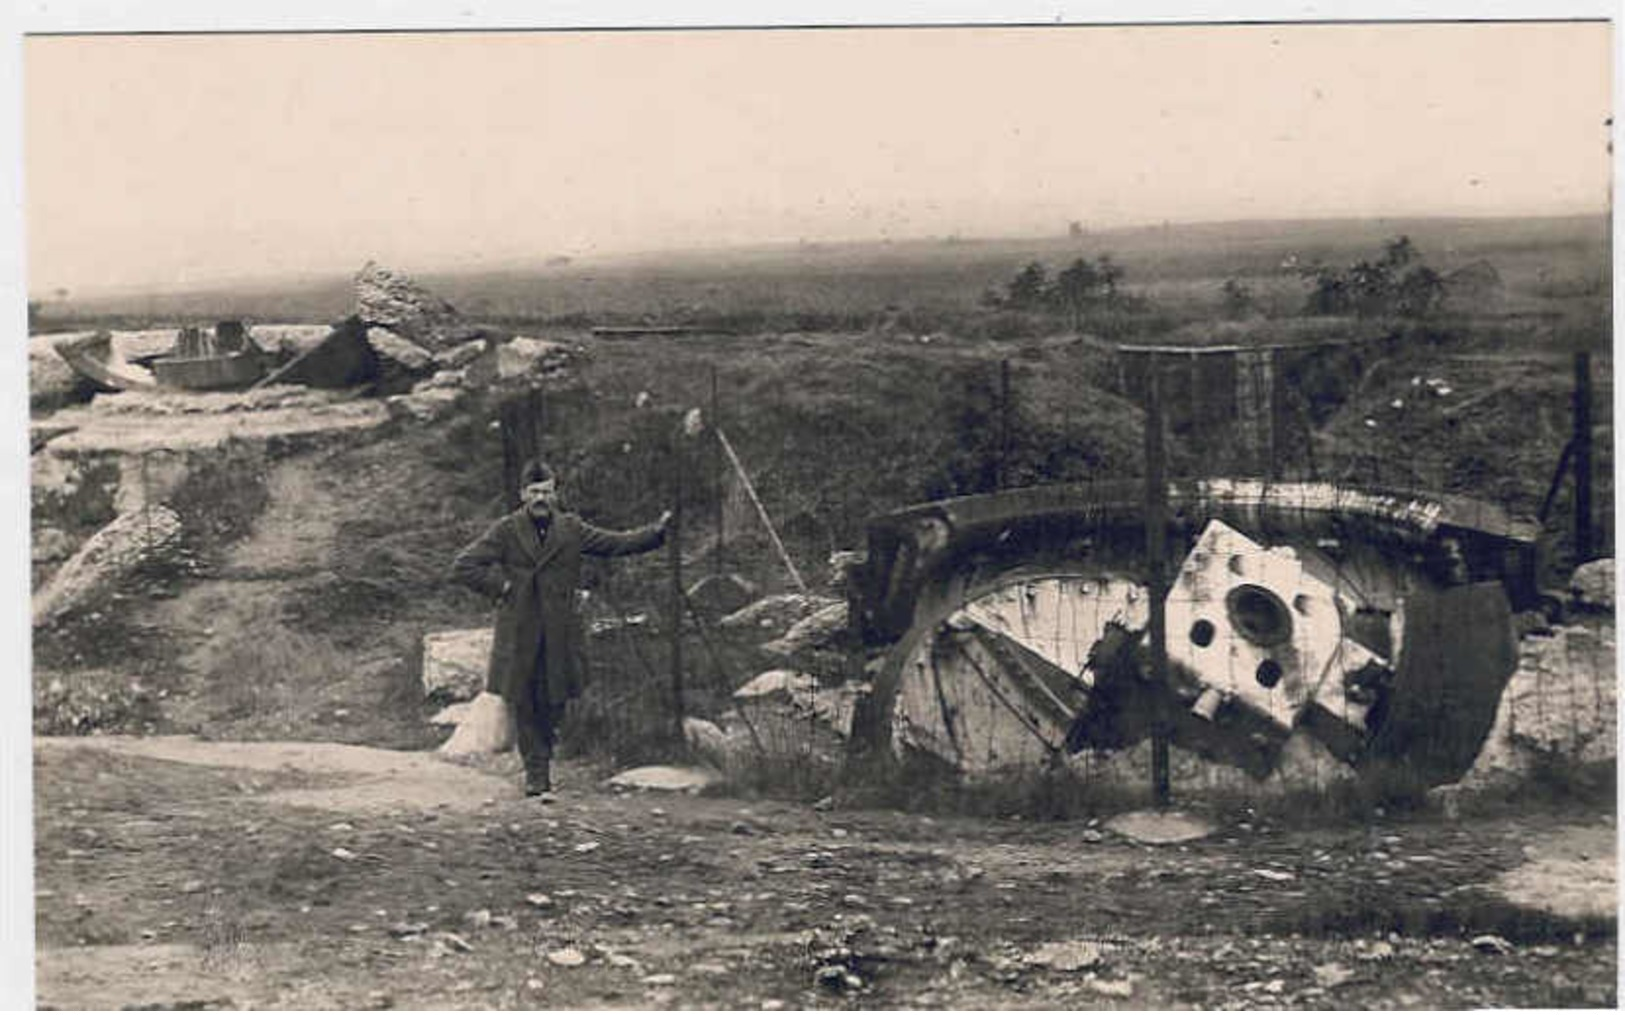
<box><xmin>23</xmin><ymin>21</ymin><xmax>1613</xmax><ymax>295</ymax></box>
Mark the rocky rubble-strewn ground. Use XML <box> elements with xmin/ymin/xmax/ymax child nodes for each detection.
<box><xmin>32</xmin><ymin>736</ymin><xmax>1616</xmax><ymax>1010</ymax></box>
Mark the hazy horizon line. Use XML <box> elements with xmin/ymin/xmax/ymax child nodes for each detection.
<box><xmin>35</xmin><ymin>206</ymin><xmax>1611</xmax><ymax>302</ymax></box>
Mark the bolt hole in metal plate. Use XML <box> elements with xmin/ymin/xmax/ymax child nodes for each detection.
<box><xmin>1189</xmin><ymin>619</ymin><xmax>1216</xmax><ymax>647</ymax></box>
<box><xmin>1255</xmin><ymin>659</ymin><xmax>1284</xmax><ymax>689</ymax></box>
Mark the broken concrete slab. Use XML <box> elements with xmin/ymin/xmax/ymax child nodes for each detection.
<box><xmin>37</xmin><ymin>388</ymin><xmax>391</xmax><ymax>455</ymax></box>
<box><xmin>495</xmin><ymin>336</ymin><xmax>573</xmax><ymax>381</ymax></box>
<box><xmin>1460</xmin><ymin>618</ymin><xmax>1616</xmax><ymax>783</ymax></box>
<box><xmin>1021</xmin><ymin>940</ymin><xmax>1104</xmax><ymax>971</ymax></box>
<box><xmin>385</xmin><ymin>387</ymin><xmax>463</xmax><ymax>422</ymax></box>
<box><xmin>729</xmin><ymin>671</ymin><xmax>865</xmax><ymax>767</ymax></box>
<box><xmin>760</xmin><ymin>600</ymin><xmax>849</xmax><ymax>658</ymax></box>
<box><xmin>29</xmin><ymin>332</ymin><xmax>95</xmax><ymax>410</ymax></box>
<box><xmin>1489</xmin><ymin>823</ymin><xmax>1616</xmax><ymax>923</ymax></box>
<box><xmin>53</xmin><ymin>331</ymin><xmax>158</xmax><ymax>391</ymax></box>
<box><xmin>437</xmin><ymin>691</ymin><xmax>514</xmax><ymax>757</ymax></box>
<box><xmin>720</xmin><ymin>593</ymin><xmax>844</xmax><ymax>637</ymax></box>
<box><xmin>735</xmin><ymin>670</ymin><xmax>861</xmax><ymax>736</ymax></box>
<box><xmin>366</xmin><ymin>326</ymin><xmax>436</xmax><ymax>374</ymax></box>
<box><xmin>606</xmin><ymin>765</ymin><xmax>720</xmax><ymax>793</ymax></box>
<box><xmin>355</xmin><ymin>262</ymin><xmax>481</xmax><ymax>351</ymax></box>
<box><xmin>421</xmin><ymin>628</ymin><xmax>492</xmax><ymax>701</ymax></box>
<box><xmin>1102</xmin><ymin>809</ymin><xmax>1215</xmax><ymax>845</ymax></box>
<box><xmin>429</xmin><ymin>701</ymin><xmax>474</xmax><ymax>727</ymax></box>
<box><xmin>32</xmin><ymin>506</ymin><xmax>184</xmax><ymax>627</ymax></box>
<box><xmin>436</xmin><ymin>338</ymin><xmax>489</xmax><ymax>370</ymax></box>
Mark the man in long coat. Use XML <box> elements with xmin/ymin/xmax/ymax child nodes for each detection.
<box><xmin>452</xmin><ymin>459</ymin><xmax>669</xmax><ymax>797</ymax></box>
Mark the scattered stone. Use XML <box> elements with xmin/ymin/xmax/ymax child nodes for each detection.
<box><xmin>331</xmin><ymin>847</ymin><xmax>357</xmax><ymax>861</ymax></box>
<box><xmin>421</xmin><ymin>628</ymin><xmax>494</xmax><ymax>702</ymax></box>
<box><xmin>682</xmin><ymin>717</ymin><xmax>741</xmax><ymax>770</ymax></box>
<box><xmin>524</xmin><ymin>978</ymin><xmax>545</xmax><ymax>992</ymax></box>
<box><xmin>1103</xmin><ymin>809</ymin><xmax>1215</xmax><ymax>845</ymax></box>
<box><xmin>436</xmin><ymin>338</ymin><xmax>488</xmax><ymax>369</ymax></box>
<box><xmin>573</xmin><ymin>841</ymin><xmax>601</xmax><ymax>854</ymax></box>
<box><xmin>1023</xmin><ymin>939</ymin><xmax>1103</xmax><ymax>971</ymax></box>
<box><xmin>641</xmin><ymin>973</ymin><xmax>677</xmax><ymax>986</ymax></box>
<box><xmin>814</xmin><ymin>964</ymin><xmax>863</xmax><ymax>991</ymax></box>
<box><xmin>1357</xmin><ymin>941</ymin><xmax>1396</xmax><ymax>962</ymax></box>
<box><xmin>524</xmin><ymin>893</ymin><xmax>554</xmax><ymax>909</ymax></box>
<box><xmin>439</xmin><ymin>932</ymin><xmax>475</xmax><ymax>953</ymax></box>
<box><xmin>547</xmin><ymin>947</ymin><xmax>587</xmax><ymax>967</ymax></box>
<box><xmin>760</xmin><ymin>601</ymin><xmax>849</xmax><ymax>658</ymax></box>
<box><xmin>1312</xmin><ymin>962</ymin><xmax>1356</xmax><ymax>988</ymax></box>
<box><xmin>496</xmin><ymin>336</ymin><xmax>573</xmax><ymax>381</ymax></box>
<box><xmin>32</xmin><ymin>506</ymin><xmax>183</xmax><ymax>628</ymax></box>
<box><xmin>31</xmin><ymin>526</ymin><xmax>77</xmax><ymax>564</ymax></box>
<box><xmin>388</xmin><ymin>921</ymin><xmax>429</xmax><ymax>938</ymax></box>
<box><xmin>1570</xmin><ymin>558</ymin><xmax>1614</xmax><ymax>610</ymax></box>
<box><xmin>1090</xmin><ymin>978</ymin><xmax>1134</xmax><ymax>998</ymax></box>
<box><xmin>463</xmin><ymin>909</ymin><xmax>492</xmax><ymax>929</ymax></box>
<box><xmin>1471</xmin><ymin>934</ymin><xmax>1513</xmax><ymax>955</ymax></box>
<box><xmin>812</xmin><ymin>796</ymin><xmax>835</xmax><ymax>812</ymax></box>
<box><xmin>1252</xmin><ymin>868</ymin><xmax>1296</xmax><ymax>882</ymax></box>
<box><xmin>385</xmin><ymin>387</ymin><xmax>463</xmax><ymax>422</ymax></box>
<box><xmin>733</xmin><ymin>670</ymin><xmax>862</xmax><ymax>754</ymax></box>
<box><xmin>685</xmin><ymin>572</ymin><xmax>759</xmax><ymax>619</ymax></box>
<box><xmin>607</xmin><ymin>765</ymin><xmax>720</xmax><ymax>793</ymax></box>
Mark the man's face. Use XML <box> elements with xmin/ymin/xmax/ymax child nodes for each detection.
<box><xmin>521</xmin><ymin>479</ymin><xmax>558</xmax><ymax>517</ymax></box>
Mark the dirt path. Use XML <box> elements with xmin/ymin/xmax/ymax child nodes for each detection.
<box><xmin>33</xmin><ymin>735</ymin><xmax>1617</xmax><ymax>1010</ymax></box>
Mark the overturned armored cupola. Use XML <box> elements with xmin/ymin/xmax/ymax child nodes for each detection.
<box><xmin>354</xmin><ymin>261</ymin><xmax>484</xmax><ymax>351</ymax></box>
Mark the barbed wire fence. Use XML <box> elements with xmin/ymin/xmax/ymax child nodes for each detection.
<box><xmin>498</xmin><ymin>333</ymin><xmax>1613</xmax><ymax>797</ymax></box>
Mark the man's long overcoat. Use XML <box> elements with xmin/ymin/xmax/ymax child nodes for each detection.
<box><xmin>452</xmin><ymin>509</ymin><xmax>665</xmax><ymax>706</ymax></box>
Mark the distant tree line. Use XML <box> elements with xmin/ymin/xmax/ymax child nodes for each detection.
<box><xmin>1299</xmin><ymin>235</ymin><xmax>1445</xmax><ymax>319</ymax></box>
<box><xmin>984</xmin><ymin>255</ymin><xmax>1134</xmax><ymax>326</ymax></box>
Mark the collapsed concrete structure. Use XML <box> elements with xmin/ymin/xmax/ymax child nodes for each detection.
<box><xmin>29</xmin><ymin>263</ymin><xmax>576</xmax><ymax>633</ymax></box>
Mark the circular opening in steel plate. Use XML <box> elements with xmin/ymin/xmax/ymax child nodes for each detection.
<box><xmin>1226</xmin><ymin>584</ymin><xmax>1294</xmax><ymax>647</ymax></box>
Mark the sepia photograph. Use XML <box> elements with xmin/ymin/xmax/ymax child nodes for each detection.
<box><xmin>17</xmin><ymin>8</ymin><xmax>1618</xmax><ymax>1010</ymax></box>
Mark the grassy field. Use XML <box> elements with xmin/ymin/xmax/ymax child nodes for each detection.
<box><xmin>36</xmin><ymin>213</ymin><xmax>1610</xmax><ymax>339</ymax></box>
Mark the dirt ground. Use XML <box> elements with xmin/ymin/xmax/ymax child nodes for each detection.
<box><xmin>33</xmin><ymin>735</ymin><xmax>1616</xmax><ymax>1010</ymax></box>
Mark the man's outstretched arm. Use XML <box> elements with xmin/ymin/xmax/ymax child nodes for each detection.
<box><xmin>580</xmin><ymin>511</ymin><xmax>672</xmax><ymax>558</ymax></box>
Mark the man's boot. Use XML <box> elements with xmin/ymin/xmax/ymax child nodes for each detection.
<box><xmin>524</xmin><ymin>757</ymin><xmax>553</xmax><ymax>799</ymax></box>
